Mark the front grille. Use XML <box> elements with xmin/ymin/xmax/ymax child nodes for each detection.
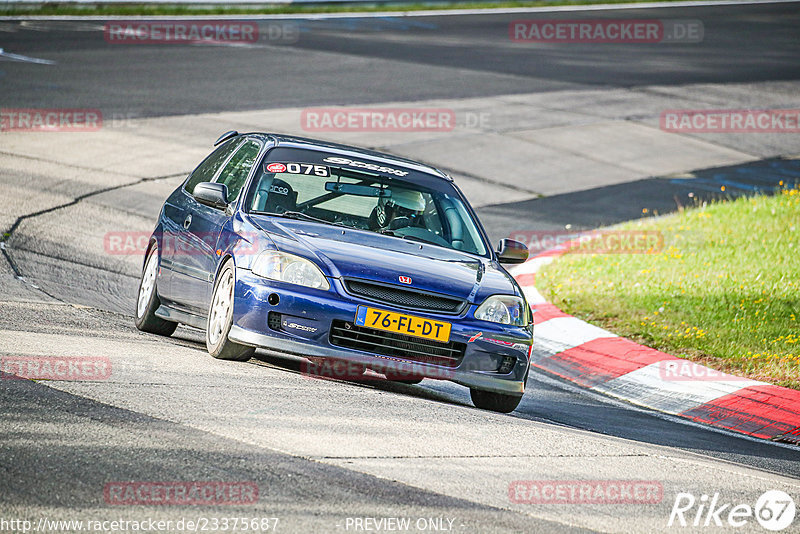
<box><xmin>344</xmin><ymin>279</ymin><xmax>467</xmax><ymax>315</ymax></box>
<box><xmin>329</xmin><ymin>320</ymin><xmax>466</xmax><ymax>368</ymax></box>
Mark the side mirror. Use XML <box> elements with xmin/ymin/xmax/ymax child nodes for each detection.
<box><xmin>194</xmin><ymin>182</ymin><xmax>229</xmax><ymax>210</ymax></box>
<box><xmin>497</xmin><ymin>238</ymin><xmax>528</xmax><ymax>264</ymax></box>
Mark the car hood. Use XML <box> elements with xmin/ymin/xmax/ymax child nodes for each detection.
<box><xmin>247</xmin><ymin>216</ymin><xmax>519</xmax><ymax>303</ymax></box>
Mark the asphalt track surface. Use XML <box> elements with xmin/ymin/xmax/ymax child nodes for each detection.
<box><xmin>2</xmin><ymin>3</ymin><xmax>800</xmax><ymax>533</ymax></box>
<box><xmin>1</xmin><ymin>2</ymin><xmax>799</xmax><ymax>115</ymax></box>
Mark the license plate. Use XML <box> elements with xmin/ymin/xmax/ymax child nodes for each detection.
<box><xmin>355</xmin><ymin>306</ymin><xmax>451</xmax><ymax>343</ymax></box>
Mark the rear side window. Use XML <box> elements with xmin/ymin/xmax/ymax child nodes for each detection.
<box><xmin>184</xmin><ymin>138</ymin><xmax>242</xmax><ymax>195</ymax></box>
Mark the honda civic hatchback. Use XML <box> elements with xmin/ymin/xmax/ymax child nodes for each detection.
<box><xmin>135</xmin><ymin>131</ymin><xmax>533</xmax><ymax>413</ymax></box>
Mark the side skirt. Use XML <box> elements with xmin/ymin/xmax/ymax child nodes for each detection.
<box><xmin>155</xmin><ymin>304</ymin><xmax>207</xmax><ymax>330</ymax></box>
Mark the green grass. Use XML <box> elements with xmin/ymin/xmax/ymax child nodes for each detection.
<box><xmin>0</xmin><ymin>0</ymin><xmax>708</xmax><ymax>17</ymax></box>
<box><xmin>536</xmin><ymin>185</ymin><xmax>800</xmax><ymax>389</ymax></box>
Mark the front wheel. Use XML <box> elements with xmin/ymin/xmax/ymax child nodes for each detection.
<box><xmin>135</xmin><ymin>245</ymin><xmax>177</xmax><ymax>336</ymax></box>
<box><xmin>206</xmin><ymin>260</ymin><xmax>255</xmax><ymax>362</ymax></box>
<box><xmin>470</xmin><ymin>388</ymin><xmax>523</xmax><ymax>413</ymax></box>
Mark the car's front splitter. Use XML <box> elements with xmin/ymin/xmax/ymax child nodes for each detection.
<box><xmin>230</xmin><ymin>268</ymin><xmax>532</xmax><ymax>396</ymax></box>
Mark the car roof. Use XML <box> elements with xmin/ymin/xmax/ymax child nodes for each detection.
<box><xmin>245</xmin><ymin>132</ymin><xmax>453</xmax><ymax>182</ymax></box>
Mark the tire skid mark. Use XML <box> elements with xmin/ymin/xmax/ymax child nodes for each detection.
<box><xmin>0</xmin><ymin>170</ymin><xmax>187</xmax><ymax>297</ymax></box>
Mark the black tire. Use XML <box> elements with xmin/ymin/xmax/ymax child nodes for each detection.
<box><xmin>206</xmin><ymin>260</ymin><xmax>255</xmax><ymax>362</ymax></box>
<box><xmin>470</xmin><ymin>388</ymin><xmax>523</xmax><ymax>413</ymax></box>
<box><xmin>135</xmin><ymin>245</ymin><xmax>178</xmax><ymax>336</ymax></box>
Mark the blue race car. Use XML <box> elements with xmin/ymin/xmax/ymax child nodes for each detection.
<box><xmin>135</xmin><ymin>131</ymin><xmax>533</xmax><ymax>413</ymax></box>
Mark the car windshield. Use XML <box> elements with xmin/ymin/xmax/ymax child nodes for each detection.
<box><xmin>249</xmin><ymin>157</ymin><xmax>488</xmax><ymax>256</ymax></box>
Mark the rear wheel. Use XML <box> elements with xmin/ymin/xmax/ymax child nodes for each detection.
<box><xmin>135</xmin><ymin>245</ymin><xmax>177</xmax><ymax>336</ymax></box>
<box><xmin>470</xmin><ymin>388</ymin><xmax>523</xmax><ymax>414</ymax></box>
<box><xmin>206</xmin><ymin>260</ymin><xmax>255</xmax><ymax>362</ymax></box>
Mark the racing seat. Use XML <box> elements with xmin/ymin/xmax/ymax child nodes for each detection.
<box><xmin>254</xmin><ymin>178</ymin><xmax>297</xmax><ymax>214</ymax></box>
<box><xmin>442</xmin><ymin>202</ymin><xmax>465</xmax><ymax>251</ymax></box>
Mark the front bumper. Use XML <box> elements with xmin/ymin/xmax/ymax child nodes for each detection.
<box><xmin>229</xmin><ymin>268</ymin><xmax>532</xmax><ymax>395</ymax></box>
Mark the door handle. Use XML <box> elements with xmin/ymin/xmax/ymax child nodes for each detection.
<box><xmin>183</xmin><ymin>214</ymin><xmax>192</xmax><ymax>230</ymax></box>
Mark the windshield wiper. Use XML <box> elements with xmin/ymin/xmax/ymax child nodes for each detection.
<box><xmin>267</xmin><ymin>210</ymin><xmax>348</xmax><ymax>228</ymax></box>
<box><xmin>400</xmin><ymin>234</ymin><xmax>434</xmax><ymax>245</ymax></box>
<box><xmin>377</xmin><ymin>229</ymin><xmax>435</xmax><ymax>246</ymax></box>
<box><xmin>376</xmin><ymin>228</ymin><xmax>483</xmax><ymax>259</ymax></box>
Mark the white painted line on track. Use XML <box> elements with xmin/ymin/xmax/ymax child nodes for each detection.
<box><xmin>522</xmin><ymin>285</ymin><xmax>547</xmax><ymax>305</ymax></box>
<box><xmin>535</xmin><ymin>316</ymin><xmax>617</xmax><ymax>349</ymax></box>
<box><xmin>531</xmin><ymin>336</ymin><xmax>580</xmax><ymax>360</ymax></box>
<box><xmin>594</xmin><ymin>362</ymin><xmax>764</xmax><ymax>414</ymax></box>
<box><xmin>530</xmin><ymin>366</ymin><xmax>800</xmax><ymax>451</ymax></box>
<box><xmin>509</xmin><ymin>255</ymin><xmax>554</xmax><ymax>277</ymax></box>
<box><xmin>0</xmin><ymin>47</ymin><xmax>56</xmax><ymax>64</ymax></box>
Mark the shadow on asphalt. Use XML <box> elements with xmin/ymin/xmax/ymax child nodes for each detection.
<box><xmin>250</xmin><ymin>350</ymin><xmax>472</xmax><ymax>408</ymax></box>
<box><xmin>162</xmin><ymin>324</ymin><xmax>800</xmax><ymax>477</ymax></box>
<box><xmin>249</xmin><ymin>344</ymin><xmax>800</xmax><ymax>477</ymax></box>
<box><xmin>4</xmin><ymin>377</ymin><xmax>569</xmax><ymax>533</ymax></box>
<box><xmin>516</xmin><ymin>372</ymin><xmax>800</xmax><ymax>477</ymax></box>
<box><xmin>477</xmin><ymin>156</ymin><xmax>800</xmax><ymax>242</ymax></box>
<box><xmin>165</xmin><ymin>326</ymin><xmax>469</xmax><ymax>407</ymax></box>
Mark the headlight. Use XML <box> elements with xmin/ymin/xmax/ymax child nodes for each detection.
<box><xmin>251</xmin><ymin>251</ymin><xmax>330</xmax><ymax>290</ymax></box>
<box><xmin>474</xmin><ymin>295</ymin><xmax>526</xmax><ymax>326</ymax></box>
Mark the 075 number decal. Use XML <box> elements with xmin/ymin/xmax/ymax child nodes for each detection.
<box><xmin>286</xmin><ymin>163</ymin><xmax>329</xmax><ymax>177</ymax></box>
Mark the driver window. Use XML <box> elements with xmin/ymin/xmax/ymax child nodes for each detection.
<box><xmin>184</xmin><ymin>138</ymin><xmax>242</xmax><ymax>195</ymax></box>
<box><xmin>216</xmin><ymin>139</ymin><xmax>262</xmax><ymax>203</ymax></box>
